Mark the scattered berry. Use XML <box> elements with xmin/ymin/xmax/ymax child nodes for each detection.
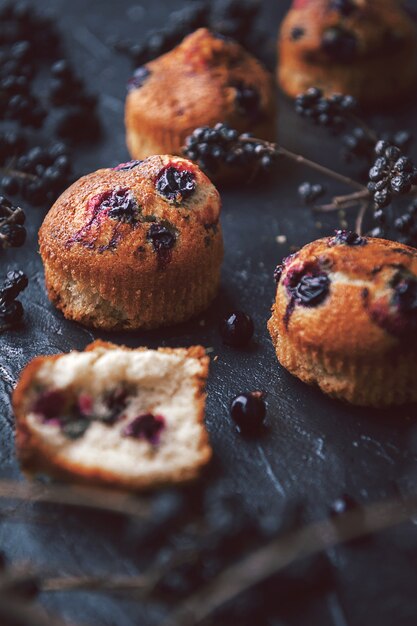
<box><xmin>220</xmin><ymin>311</ymin><xmax>254</xmax><ymax>347</ymax></box>
<box><xmin>230</xmin><ymin>391</ymin><xmax>266</xmax><ymax>435</ymax></box>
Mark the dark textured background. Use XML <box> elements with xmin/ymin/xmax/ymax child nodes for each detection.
<box><xmin>1</xmin><ymin>1</ymin><xmax>417</xmax><ymax>624</ymax></box>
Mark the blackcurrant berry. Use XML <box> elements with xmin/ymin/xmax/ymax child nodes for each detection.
<box><xmin>230</xmin><ymin>391</ymin><xmax>266</xmax><ymax>435</ymax></box>
<box><xmin>220</xmin><ymin>311</ymin><xmax>254</xmax><ymax>348</ymax></box>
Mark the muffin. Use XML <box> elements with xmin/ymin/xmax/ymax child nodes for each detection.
<box><xmin>278</xmin><ymin>0</ymin><xmax>417</xmax><ymax>107</ymax></box>
<box><xmin>13</xmin><ymin>341</ymin><xmax>212</xmax><ymax>489</ymax></box>
<box><xmin>125</xmin><ymin>28</ymin><xmax>276</xmax><ymax>168</ymax></box>
<box><xmin>268</xmin><ymin>232</ymin><xmax>417</xmax><ymax>407</ymax></box>
<box><xmin>39</xmin><ymin>155</ymin><xmax>223</xmax><ymax>330</ymax></box>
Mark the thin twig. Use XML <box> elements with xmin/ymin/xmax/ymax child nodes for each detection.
<box><xmin>243</xmin><ymin>137</ymin><xmax>366</xmax><ymax>191</ymax></box>
<box><xmin>160</xmin><ymin>495</ymin><xmax>417</xmax><ymax>626</ymax></box>
<box><xmin>0</xmin><ymin>479</ymin><xmax>151</xmax><ymax>520</ymax></box>
<box><xmin>42</xmin><ymin>549</ymin><xmax>196</xmax><ymax>596</ymax></box>
<box><xmin>314</xmin><ymin>189</ymin><xmax>371</xmax><ymax>213</ymax></box>
<box><xmin>355</xmin><ymin>201</ymin><xmax>370</xmax><ymax>236</ymax></box>
<box><xmin>0</xmin><ymin>167</ymin><xmax>37</xmax><ymax>181</ymax></box>
<box><xmin>278</xmin><ymin>146</ymin><xmax>366</xmax><ymax>191</ymax></box>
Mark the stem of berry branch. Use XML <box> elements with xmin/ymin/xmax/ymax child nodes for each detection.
<box><xmin>314</xmin><ymin>189</ymin><xmax>371</xmax><ymax>213</ymax></box>
<box><xmin>0</xmin><ymin>479</ymin><xmax>151</xmax><ymax>520</ymax></box>
<box><xmin>42</xmin><ymin>549</ymin><xmax>197</xmax><ymax>596</ymax></box>
<box><xmin>0</xmin><ymin>167</ymin><xmax>37</xmax><ymax>181</ymax></box>
<box><xmin>277</xmin><ymin>146</ymin><xmax>366</xmax><ymax>191</ymax></box>
<box><xmin>355</xmin><ymin>201</ymin><xmax>370</xmax><ymax>236</ymax></box>
<box><xmin>160</xmin><ymin>494</ymin><xmax>417</xmax><ymax>626</ymax></box>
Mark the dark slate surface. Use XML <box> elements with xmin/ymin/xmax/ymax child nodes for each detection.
<box><xmin>1</xmin><ymin>1</ymin><xmax>417</xmax><ymax>625</ymax></box>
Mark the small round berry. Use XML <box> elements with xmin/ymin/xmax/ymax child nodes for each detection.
<box><xmin>329</xmin><ymin>494</ymin><xmax>359</xmax><ymax>517</ymax></box>
<box><xmin>230</xmin><ymin>391</ymin><xmax>266</xmax><ymax>435</ymax></box>
<box><xmin>220</xmin><ymin>311</ymin><xmax>254</xmax><ymax>348</ymax></box>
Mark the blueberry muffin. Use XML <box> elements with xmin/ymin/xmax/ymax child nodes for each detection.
<box><xmin>125</xmin><ymin>28</ymin><xmax>276</xmax><ymax>170</ymax></box>
<box><xmin>39</xmin><ymin>156</ymin><xmax>223</xmax><ymax>330</ymax></box>
<box><xmin>268</xmin><ymin>232</ymin><xmax>417</xmax><ymax>406</ymax></box>
<box><xmin>278</xmin><ymin>0</ymin><xmax>417</xmax><ymax>107</ymax></box>
<box><xmin>13</xmin><ymin>341</ymin><xmax>212</xmax><ymax>489</ymax></box>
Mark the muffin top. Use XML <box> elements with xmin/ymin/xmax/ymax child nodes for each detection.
<box><xmin>273</xmin><ymin>233</ymin><xmax>417</xmax><ymax>356</ymax></box>
<box><xmin>39</xmin><ymin>155</ymin><xmax>221</xmax><ymax>276</ymax></box>
<box><xmin>126</xmin><ymin>28</ymin><xmax>276</xmax><ymax>135</ymax></box>
<box><xmin>280</xmin><ymin>0</ymin><xmax>415</xmax><ymax>64</ymax></box>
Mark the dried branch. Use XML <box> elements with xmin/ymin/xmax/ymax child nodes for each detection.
<box><xmin>0</xmin><ymin>479</ymin><xmax>151</xmax><ymax>520</ymax></box>
<box><xmin>160</xmin><ymin>495</ymin><xmax>417</xmax><ymax>626</ymax></box>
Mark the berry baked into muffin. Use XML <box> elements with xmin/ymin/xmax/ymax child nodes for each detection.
<box><xmin>13</xmin><ymin>341</ymin><xmax>212</xmax><ymax>489</ymax></box>
<box><xmin>278</xmin><ymin>0</ymin><xmax>417</xmax><ymax>107</ymax></box>
<box><xmin>125</xmin><ymin>28</ymin><xmax>276</xmax><ymax>167</ymax></box>
<box><xmin>39</xmin><ymin>155</ymin><xmax>223</xmax><ymax>330</ymax></box>
<box><xmin>268</xmin><ymin>233</ymin><xmax>417</xmax><ymax>407</ymax></box>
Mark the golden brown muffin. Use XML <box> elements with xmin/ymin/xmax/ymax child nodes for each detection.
<box><xmin>268</xmin><ymin>232</ymin><xmax>417</xmax><ymax>407</ymax></box>
<box><xmin>39</xmin><ymin>155</ymin><xmax>223</xmax><ymax>330</ymax></box>
<box><xmin>125</xmin><ymin>28</ymin><xmax>277</xmax><ymax>170</ymax></box>
<box><xmin>278</xmin><ymin>0</ymin><xmax>417</xmax><ymax>107</ymax></box>
<box><xmin>13</xmin><ymin>341</ymin><xmax>212</xmax><ymax>490</ymax></box>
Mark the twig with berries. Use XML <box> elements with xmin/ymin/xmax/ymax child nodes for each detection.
<box><xmin>161</xmin><ymin>493</ymin><xmax>417</xmax><ymax>626</ymax></box>
<box><xmin>183</xmin><ymin>117</ymin><xmax>417</xmax><ymax>242</ymax></box>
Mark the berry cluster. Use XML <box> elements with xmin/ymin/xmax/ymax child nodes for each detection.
<box><xmin>368</xmin><ymin>140</ymin><xmax>417</xmax><ymax>209</ymax></box>
<box><xmin>0</xmin><ymin>195</ymin><xmax>26</xmax><ymax>249</ymax></box>
<box><xmin>114</xmin><ymin>0</ymin><xmax>271</xmax><ymax>69</ymax></box>
<box><xmin>0</xmin><ymin>2</ymin><xmax>99</xmax><ymax>201</ymax></box>
<box><xmin>0</xmin><ymin>138</ymin><xmax>73</xmax><ymax>205</ymax></box>
<box><xmin>295</xmin><ymin>88</ymin><xmax>357</xmax><ymax>131</ymax></box>
<box><xmin>0</xmin><ymin>269</ymin><xmax>28</xmax><ymax>332</ymax></box>
<box><xmin>183</xmin><ymin>123</ymin><xmax>277</xmax><ymax>175</ymax></box>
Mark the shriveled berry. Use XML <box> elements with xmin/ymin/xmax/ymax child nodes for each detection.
<box><xmin>155</xmin><ymin>166</ymin><xmax>196</xmax><ymax>203</ymax></box>
<box><xmin>293</xmin><ymin>273</ymin><xmax>330</xmax><ymax>306</ymax></box>
<box><xmin>230</xmin><ymin>391</ymin><xmax>266</xmax><ymax>435</ymax></box>
<box><xmin>220</xmin><ymin>311</ymin><xmax>254</xmax><ymax>348</ymax></box>
<box><xmin>147</xmin><ymin>223</ymin><xmax>176</xmax><ymax>252</ymax></box>
<box><xmin>1</xmin><ymin>270</ymin><xmax>28</xmax><ymax>303</ymax></box>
